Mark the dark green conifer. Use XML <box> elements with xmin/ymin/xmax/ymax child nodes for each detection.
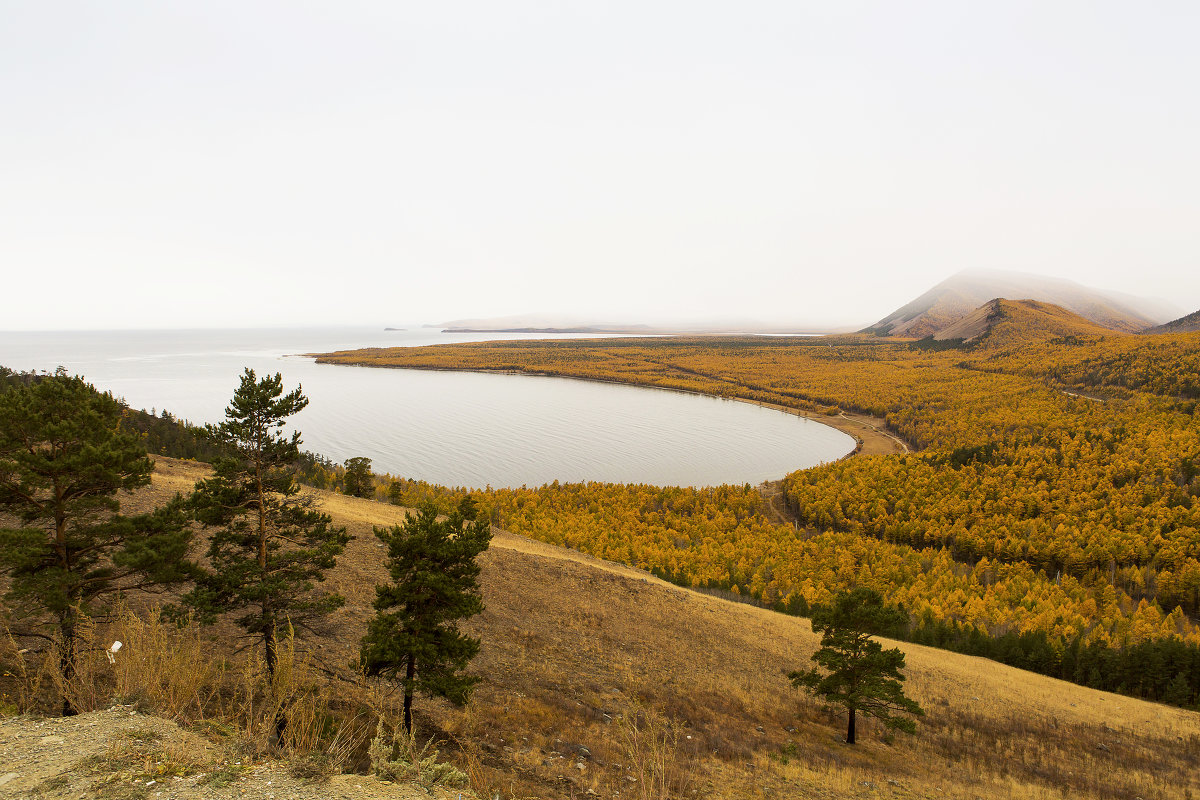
<box><xmin>360</xmin><ymin>498</ymin><xmax>491</xmax><ymax>733</ymax></box>
<box><xmin>0</xmin><ymin>371</ymin><xmax>192</xmax><ymax>715</ymax></box>
<box><xmin>790</xmin><ymin>587</ymin><xmax>924</xmax><ymax>744</ymax></box>
<box><xmin>185</xmin><ymin>370</ymin><xmax>349</xmax><ymax>696</ymax></box>
<box><xmin>1163</xmin><ymin>671</ymin><xmax>1194</xmax><ymax>708</ymax></box>
<box><xmin>342</xmin><ymin>456</ymin><xmax>374</xmax><ymax>498</ymax></box>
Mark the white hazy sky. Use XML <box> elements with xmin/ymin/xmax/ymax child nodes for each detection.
<box><xmin>2</xmin><ymin>1</ymin><xmax>1198</xmax><ymax>330</ymax></box>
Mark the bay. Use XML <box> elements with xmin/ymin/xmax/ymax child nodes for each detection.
<box><xmin>0</xmin><ymin>327</ymin><xmax>855</xmax><ymax>488</ymax></box>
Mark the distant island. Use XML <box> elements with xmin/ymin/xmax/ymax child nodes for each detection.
<box><xmin>383</xmin><ymin>327</ymin><xmax>406</xmax><ymax>331</ymax></box>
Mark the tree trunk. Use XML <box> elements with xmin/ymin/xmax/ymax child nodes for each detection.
<box><xmin>846</xmin><ymin>707</ymin><xmax>856</xmax><ymax>744</ymax></box>
<box><xmin>264</xmin><ymin>617</ymin><xmax>277</xmax><ymax>678</ymax></box>
<box><xmin>403</xmin><ymin>653</ymin><xmax>416</xmax><ymax>734</ymax></box>
<box><xmin>55</xmin><ymin>482</ymin><xmax>77</xmax><ymax>717</ymax></box>
<box><xmin>60</xmin><ymin>613</ymin><xmax>77</xmax><ymax>717</ymax></box>
<box><xmin>273</xmin><ymin>708</ymin><xmax>287</xmax><ymax>745</ymax></box>
<box><xmin>264</xmin><ymin>613</ymin><xmax>287</xmax><ymax>743</ymax></box>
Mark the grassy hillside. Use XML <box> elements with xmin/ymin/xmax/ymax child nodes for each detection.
<box><xmin>116</xmin><ymin>458</ymin><xmax>1200</xmax><ymax>800</ymax></box>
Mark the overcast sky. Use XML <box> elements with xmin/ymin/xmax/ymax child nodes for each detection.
<box><xmin>2</xmin><ymin>2</ymin><xmax>1197</xmax><ymax>330</ymax></box>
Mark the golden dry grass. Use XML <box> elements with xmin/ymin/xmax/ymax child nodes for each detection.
<box><xmin>122</xmin><ymin>458</ymin><xmax>1200</xmax><ymax>799</ymax></box>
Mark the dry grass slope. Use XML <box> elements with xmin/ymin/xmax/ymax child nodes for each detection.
<box><xmin>110</xmin><ymin>459</ymin><xmax>1200</xmax><ymax>798</ymax></box>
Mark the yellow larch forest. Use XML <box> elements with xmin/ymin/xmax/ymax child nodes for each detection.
<box><xmin>311</xmin><ymin>305</ymin><xmax>1200</xmax><ymax>703</ymax></box>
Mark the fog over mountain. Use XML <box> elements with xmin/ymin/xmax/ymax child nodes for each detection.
<box><xmin>1145</xmin><ymin>309</ymin><xmax>1200</xmax><ymax>335</ymax></box>
<box><xmin>437</xmin><ymin>271</ymin><xmax>1182</xmax><ymax>336</ymax></box>
<box><xmin>863</xmin><ymin>270</ymin><xmax>1179</xmax><ymax>339</ymax></box>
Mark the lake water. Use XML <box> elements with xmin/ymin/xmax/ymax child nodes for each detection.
<box><xmin>0</xmin><ymin>327</ymin><xmax>855</xmax><ymax>488</ymax></box>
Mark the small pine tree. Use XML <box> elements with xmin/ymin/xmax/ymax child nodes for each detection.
<box><xmin>790</xmin><ymin>587</ymin><xmax>924</xmax><ymax>744</ymax></box>
<box><xmin>185</xmin><ymin>369</ymin><xmax>349</xmax><ymax>723</ymax></box>
<box><xmin>360</xmin><ymin>498</ymin><xmax>492</xmax><ymax>733</ymax></box>
<box><xmin>343</xmin><ymin>456</ymin><xmax>374</xmax><ymax>498</ymax></box>
<box><xmin>1163</xmin><ymin>671</ymin><xmax>1193</xmax><ymax>708</ymax></box>
<box><xmin>0</xmin><ymin>371</ymin><xmax>192</xmax><ymax>715</ymax></box>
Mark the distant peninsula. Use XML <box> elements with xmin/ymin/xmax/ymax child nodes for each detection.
<box><xmin>442</xmin><ymin>325</ymin><xmax>654</xmax><ymax>334</ymax></box>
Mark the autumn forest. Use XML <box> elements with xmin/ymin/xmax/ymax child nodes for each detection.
<box><xmin>312</xmin><ymin>300</ymin><xmax>1200</xmax><ymax>707</ymax></box>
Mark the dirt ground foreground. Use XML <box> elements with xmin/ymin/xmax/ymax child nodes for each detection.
<box><xmin>0</xmin><ymin>707</ymin><xmax>461</xmax><ymax>800</ymax></box>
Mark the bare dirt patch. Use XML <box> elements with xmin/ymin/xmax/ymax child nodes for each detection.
<box><xmin>0</xmin><ymin>707</ymin><xmax>452</xmax><ymax>800</ymax></box>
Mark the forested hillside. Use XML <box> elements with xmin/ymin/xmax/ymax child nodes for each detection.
<box><xmin>316</xmin><ymin>310</ymin><xmax>1200</xmax><ymax>706</ymax></box>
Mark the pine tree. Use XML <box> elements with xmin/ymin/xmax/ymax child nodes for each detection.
<box><xmin>0</xmin><ymin>371</ymin><xmax>192</xmax><ymax>715</ymax></box>
<box><xmin>790</xmin><ymin>587</ymin><xmax>924</xmax><ymax>744</ymax></box>
<box><xmin>343</xmin><ymin>456</ymin><xmax>374</xmax><ymax>498</ymax></box>
<box><xmin>186</xmin><ymin>369</ymin><xmax>349</xmax><ymax>709</ymax></box>
<box><xmin>360</xmin><ymin>498</ymin><xmax>491</xmax><ymax>733</ymax></box>
<box><xmin>1163</xmin><ymin>671</ymin><xmax>1194</xmax><ymax>708</ymax></box>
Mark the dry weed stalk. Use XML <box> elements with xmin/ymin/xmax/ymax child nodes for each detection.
<box><xmin>227</xmin><ymin>626</ymin><xmax>315</xmax><ymax>752</ymax></box>
<box><xmin>38</xmin><ymin>604</ymin><xmax>225</xmax><ymax>721</ymax></box>
<box><xmin>228</xmin><ymin>626</ymin><xmax>374</xmax><ymax>774</ymax></box>
<box><xmin>15</xmin><ymin>605</ymin><xmax>373</xmax><ymax>778</ymax></box>
<box><xmin>618</xmin><ymin>706</ymin><xmax>692</xmax><ymax>800</ymax></box>
<box><xmin>283</xmin><ymin>678</ymin><xmax>373</xmax><ymax>777</ymax></box>
<box><xmin>0</xmin><ymin>620</ymin><xmax>55</xmax><ymax>714</ymax></box>
<box><xmin>109</xmin><ymin>605</ymin><xmax>226</xmax><ymax>721</ymax></box>
<box><xmin>52</xmin><ymin>612</ymin><xmax>108</xmax><ymax>713</ymax></box>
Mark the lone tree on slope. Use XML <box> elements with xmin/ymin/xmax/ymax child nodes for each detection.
<box><xmin>342</xmin><ymin>456</ymin><xmax>374</xmax><ymax>498</ymax></box>
<box><xmin>790</xmin><ymin>587</ymin><xmax>924</xmax><ymax>744</ymax></box>
<box><xmin>0</xmin><ymin>371</ymin><xmax>192</xmax><ymax>715</ymax></box>
<box><xmin>185</xmin><ymin>369</ymin><xmax>349</xmax><ymax>734</ymax></box>
<box><xmin>359</xmin><ymin>497</ymin><xmax>492</xmax><ymax>734</ymax></box>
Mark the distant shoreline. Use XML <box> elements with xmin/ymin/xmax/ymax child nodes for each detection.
<box><xmin>441</xmin><ymin>326</ymin><xmax>835</xmax><ymax>336</ymax></box>
<box><xmin>442</xmin><ymin>326</ymin><xmax>654</xmax><ymax>334</ymax></box>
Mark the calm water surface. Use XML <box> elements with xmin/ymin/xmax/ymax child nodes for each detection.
<box><xmin>0</xmin><ymin>327</ymin><xmax>854</xmax><ymax>488</ymax></box>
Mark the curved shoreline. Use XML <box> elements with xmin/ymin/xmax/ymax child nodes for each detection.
<box><xmin>310</xmin><ymin>357</ymin><xmax>907</xmax><ymax>460</ymax></box>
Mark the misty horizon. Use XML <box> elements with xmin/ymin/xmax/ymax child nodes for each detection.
<box><xmin>3</xmin><ymin>4</ymin><xmax>1198</xmax><ymax>331</ymax></box>
<box><xmin>1</xmin><ymin>266</ymin><xmax>1185</xmax><ymax>334</ymax></box>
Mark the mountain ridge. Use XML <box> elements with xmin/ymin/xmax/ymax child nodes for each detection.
<box><xmin>931</xmin><ymin>298</ymin><xmax>1122</xmax><ymax>346</ymax></box>
<box><xmin>1145</xmin><ymin>308</ymin><xmax>1200</xmax><ymax>335</ymax></box>
<box><xmin>865</xmin><ymin>269</ymin><xmax>1174</xmax><ymax>338</ymax></box>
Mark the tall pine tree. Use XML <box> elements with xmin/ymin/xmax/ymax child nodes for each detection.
<box><xmin>360</xmin><ymin>498</ymin><xmax>491</xmax><ymax>733</ymax></box>
<box><xmin>790</xmin><ymin>587</ymin><xmax>924</xmax><ymax>744</ymax></box>
<box><xmin>0</xmin><ymin>371</ymin><xmax>192</xmax><ymax>715</ymax></box>
<box><xmin>186</xmin><ymin>369</ymin><xmax>349</xmax><ymax>704</ymax></box>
